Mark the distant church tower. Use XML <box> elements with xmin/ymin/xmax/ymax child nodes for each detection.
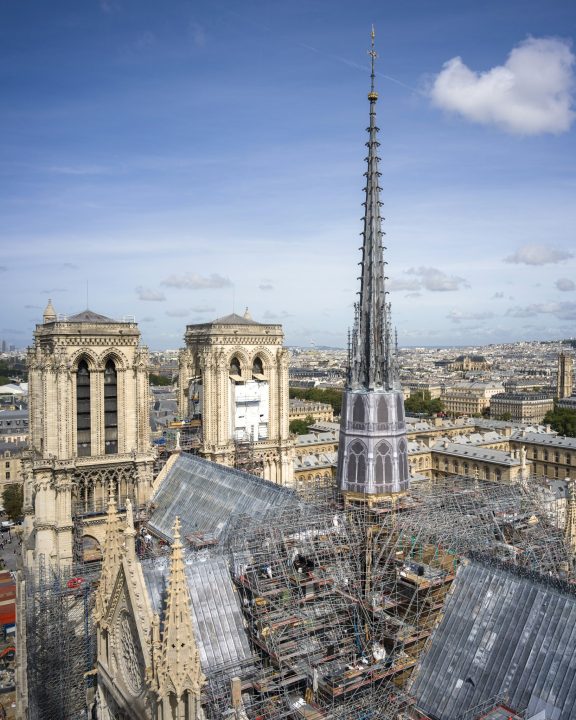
<box><xmin>557</xmin><ymin>351</ymin><xmax>573</xmax><ymax>399</ymax></box>
<box><xmin>178</xmin><ymin>309</ymin><xmax>294</xmax><ymax>485</ymax></box>
<box><xmin>22</xmin><ymin>301</ymin><xmax>155</xmax><ymax>568</ymax></box>
<box><xmin>337</xmin><ymin>31</ymin><xmax>410</xmax><ymax>503</ymax></box>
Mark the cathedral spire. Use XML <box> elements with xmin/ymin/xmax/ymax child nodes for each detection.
<box><xmin>350</xmin><ymin>26</ymin><xmax>397</xmax><ymax>392</ymax></box>
<box><xmin>337</xmin><ymin>29</ymin><xmax>409</xmax><ymax>499</ymax></box>
<box><xmin>156</xmin><ymin>517</ymin><xmax>205</xmax><ymax>704</ymax></box>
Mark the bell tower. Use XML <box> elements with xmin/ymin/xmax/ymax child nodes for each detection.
<box><xmin>22</xmin><ymin>302</ymin><xmax>156</xmax><ymax>568</ymax></box>
<box><xmin>178</xmin><ymin>309</ymin><xmax>294</xmax><ymax>485</ymax></box>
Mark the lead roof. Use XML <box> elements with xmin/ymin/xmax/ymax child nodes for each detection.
<box><xmin>142</xmin><ymin>552</ymin><xmax>253</xmax><ymax>673</ymax></box>
<box><xmin>410</xmin><ymin>559</ymin><xmax>576</xmax><ymax>719</ymax></box>
<box><xmin>148</xmin><ymin>452</ymin><xmax>300</xmax><ymax>543</ymax></box>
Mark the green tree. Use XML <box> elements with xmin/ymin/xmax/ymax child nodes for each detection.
<box><xmin>404</xmin><ymin>391</ymin><xmax>443</xmax><ymax>416</ymax></box>
<box><xmin>543</xmin><ymin>407</ymin><xmax>576</xmax><ymax>438</ymax></box>
<box><xmin>2</xmin><ymin>484</ymin><xmax>23</xmax><ymax>521</ymax></box>
<box><xmin>149</xmin><ymin>373</ymin><xmax>172</xmax><ymax>386</ymax></box>
<box><xmin>496</xmin><ymin>411</ymin><xmax>512</xmax><ymax>421</ymax></box>
<box><xmin>289</xmin><ymin>388</ymin><xmax>343</xmax><ymax>415</ymax></box>
<box><xmin>289</xmin><ymin>415</ymin><xmax>315</xmax><ymax>435</ymax></box>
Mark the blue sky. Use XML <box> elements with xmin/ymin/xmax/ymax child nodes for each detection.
<box><xmin>1</xmin><ymin>0</ymin><xmax>575</xmax><ymax>349</ymax></box>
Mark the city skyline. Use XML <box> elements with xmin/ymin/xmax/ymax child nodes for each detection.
<box><xmin>2</xmin><ymin>0</ymin><xmax>575</xmax><ymax>350</ymax></box>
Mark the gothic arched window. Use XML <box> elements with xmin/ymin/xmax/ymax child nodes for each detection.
<box><xmin>252</xmin><ymin>356</ymin><xmax>264</xmax><ymax>375</ymax></box>
<box><xmin>230</xmin><ymin>356</ymin><xmax>241</xmax><ymax>376</ymax></box>
<box><xmin>377</xmin><ymin>396</ymin><xmax>389</xmax><ymax>424</ymax></box>
<box><xmin>396</xmin><ymin>394</ymin><xmax>405</xmax><ymax>424</ymax></box>
<box><xmin>104</xmin><ymin>359</ymin><xmax>118</xmax><ymax>454</ymax></box>
<box><xmin>374</xmin><ymin>440</ymin><xmax>391</xmax><ymax>486</ymax></box>
<box><xmin>352</xmin><ymin>396</ymin><xmax>365</xmax><ymax>424</ymax></box>
<box><xmin>76</xmin><ymin>359</ymin><xmax>91</xmax><ymax>457</ymax></box>
<box><xmin>398</xmin><ymin>438</ymin><xmax>409</xmax><ymax>481</ymax></box>
<box><xmin>346</xmin><ymin>440</ymin><xmax>367</xmax><ymax>487</ymax></box>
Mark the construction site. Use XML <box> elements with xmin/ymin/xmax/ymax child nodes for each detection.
<box><xmin>198</xmin><ymin>476</ymin><xmax>573</xmax><ymax>719</ymax></box>
<box><xmin>19</xmin><ymin>460</ymin><xmax>576</xmax><ymax>720</ymax></box>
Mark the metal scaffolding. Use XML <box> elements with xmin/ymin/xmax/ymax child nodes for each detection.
<box><xmin>197</xmin><ymin>475</ymin><xmax>573</xmax><ymax>719</ymax></box>
<box><xmin>24</xmin><ymin>554</ymin><xmax>99</xmax><ymax>720</ymax></box>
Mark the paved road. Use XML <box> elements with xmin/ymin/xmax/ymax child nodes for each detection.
<box><xmin>0</xmin><ymin>530</ymin><xmax>20</xmax><ymax>575</ymax></box>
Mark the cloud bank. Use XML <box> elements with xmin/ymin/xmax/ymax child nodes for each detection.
<box><xmin>556</xmin><ymin>278</ymin><xmax>575</xmax><ymax>292</ymax></box>
<box><xmin>136</xmin><ymin>286</ymin><xmax>166</xmax><ymax>302</ymax></box>
<box><xmin>507</xmin><ymin>301</ymin><xmax>576</xmax><ymax>321</ymax></box>
<box><xmin>505</xmin><ymin>243</ymin><xmax>573</xmax><ymax>265</ymax></box>
<box><xmin>161</xmin><ymin>273</ymin><xmax>232</xmax><ymax>290</ymax></box>
<box><xmin>430</xmin><ymin>37</ymin><xmax>575</xmax><ymax>135</ymax></box>
<box><xmin>405</xmin><ymin>267</ymin><xmax>469</xmax><ymax>292</ymax></box>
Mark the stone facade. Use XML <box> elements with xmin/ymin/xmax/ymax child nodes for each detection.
<box><xmin>490</xmin><ymin>392</ymin><xmax>554</xmax><ymax>424</ymax></box>
<box><xmin>289</xmin><ymin>398</ymin><xmax>334</xmax><ymax>423</ymax></box>
<box><xmin>22</xmin><ymin>303</ymin><xmax>156</xmax><ymax>569</ymax></box>
<box><xmin>178</xmin><ymin>310</ymin><xmax>294</xmax><ymax>485</ymax></box>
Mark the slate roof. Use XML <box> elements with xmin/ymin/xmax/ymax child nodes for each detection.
<box><xmin>410</xmin><ymin>559</ymin><xmax>576</xmax><ymax>720</ymax></box>
<box><xmin>141</xmin><ymin>552</ymin><xmax>253</xmax><ymax>673</ymax></box>
<box><xmin>148</xmin><ymin>452</ymin><xmax>300</xmax><ymax>543</ymax></box>
<box><xmin>67</xmin><ymin>309</ymin><xmax>116</xmax><ymax>323</ymax></box>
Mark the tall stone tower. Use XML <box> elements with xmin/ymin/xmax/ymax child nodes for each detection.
<box><xmin>178</xmin><ymin>310</ymin><xmax>294</xmax><ymax>485</ymax></box>
<box><xmin>337</xmin><ymin>31</ymin><xmax>410</xmax><ymax>504</ymax></box>
<box><xmin>557</xmin><ymin>351</ymin><xmax>574</xmax><ymax>399</ymax></box>
<box><xmin>22</xmin><ymin>301</ymin><xmax>155</xmax><ymax>568</ymax></box>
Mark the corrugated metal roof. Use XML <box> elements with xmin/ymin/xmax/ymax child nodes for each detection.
<box><xmin>148</xmin><ymin>452</ymin><xmax>300</xmax><ymax>543</ymax></box>
<box><xmin>142</xmin><ymin>552</ymin><xmax>253</xmax><ymax>672</ymax></box>
<box><xmin>410</xmin><ymin>559</ymin><xmax>576</xmax><ymax>720</ymax></box>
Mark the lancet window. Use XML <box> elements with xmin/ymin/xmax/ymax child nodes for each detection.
<box><xmin>104</xmin><ymin>359</ymin><xmax>118</xmax><ymax>454</ymax></box>
<box><xmin>76</xmin><ymin>359</ymin><xmax>91</xmax><ymax>456</ymax></box>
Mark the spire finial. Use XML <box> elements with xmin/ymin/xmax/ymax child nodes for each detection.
<box><xmin>368</xmin><ymin>25</ymin><xmax>378</xmax><ymax>100</ymax></box>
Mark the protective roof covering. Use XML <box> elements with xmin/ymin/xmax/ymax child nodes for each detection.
<box><xmin>142</xmin><ymin>552</ymin><xmax>253</xmax><ymax>672</ymax></box>
<box><xmin>410</xmin><ymin>558</ymin><xmax>576</xmax><ymax>720</ymax></box>
<box><xmin>148</xmin><ymin>452</ymin><xmax>300</xmax><ymax>543</ymax></box>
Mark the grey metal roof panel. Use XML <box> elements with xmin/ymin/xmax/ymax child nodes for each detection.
<box><xmin>141</xmin><ymin>552</ymin><xmax>253</xmax><ymax>673</ymax></box>
<box><xmin>148</xmin><ymin>452</ymin><xmax>300</xmax><ymax>543</ymax></box>
<box><xmin>410</xmin><ymin>559</ymin><xmax>576</xmax><ymax>719</ymax></box>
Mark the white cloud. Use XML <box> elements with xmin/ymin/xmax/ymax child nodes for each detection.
<box><xmin>259</xmin><ymin>283</ymin><xmax>274</xmax><ymax>291</ymax></box>
<box><xmin>165</xmin><ymin>309</ymin><xmax>190</xmax><ymax>318</ymax></box>
<box><xmin>263</xmin><ymin>310</ymin><xmax>292</xmax><ymax>320</ymax></box>
<box><xmin>491</xmin><ymin>292</ymin><xmax>505</xmax><ymax>299</ymax></box>
<box><xmin>447</xmin><ymin>309</ymin><xmax>495</xmax><ymax>324</ymax></box>
<box><xmin>136</xmin><ymin>286</ymin><xmax>166</xmax><ymax>302</ymax></box>
<box><xmin>161</xmin><ymin>273</ymin><xmax>232</xmax><ymax>290</ymax></box>
<box><xmin>387</xmin><ymin>278</ymin><xmax>421</xmax><ymax>292</ymax></box>
<box><xmin>189</xmin><ymin>306</ymin><xmax>215</xmax><ymax>313</ymax></box>
<box><xmin>430</xmin><ymin>37</ymin><xmax>575</xmax><ymax>135</ymax></box>
<box><xmin>556</xmin><ymin>278</ymin><xmax>575</xmax><ymax>292</ymax></box>
<box><xmin>506</xmin><ymin>301</ymin><xmax>576</xmax><ymax>321</ymax></box>
<box><xmin>505</xmin><ymin>243</ymin><xmax>573</xmax><ymax>265</ymax></box>
<box><xmin>406</xmin><ymin>266</ymin><xmax>469</xmax><ymax>292</ymax></box>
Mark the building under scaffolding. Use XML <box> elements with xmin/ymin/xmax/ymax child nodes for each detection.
<box><xmin>21</xmin><ymin>555</ymin><xmax>99</xmax><ymax>720</ymax></box>
<box><xmin>115</xmin><ymin>468</ymin><xmax>576</xmax><ymax>720</ymax></box>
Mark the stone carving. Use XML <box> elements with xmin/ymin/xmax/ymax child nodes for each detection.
<box><xmin>118</xmin><ymin>610</ymin><xmax>144</xmax><ymax>695</ymax></box>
